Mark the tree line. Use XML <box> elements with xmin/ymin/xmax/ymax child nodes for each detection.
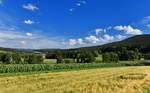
<box><xmin>45</xmin><ymin>47</ymin><xmax>142</xmax><ymax>63</ymax></box>
<box><xmin>0</xmin><ymin>52</ymin><xmax>44</xmax><ymax>64</ymax></box>
<box><xmin>103</xmin><ymin>48</ymin><xmax>141</xmax><ymax>63</ymax></box>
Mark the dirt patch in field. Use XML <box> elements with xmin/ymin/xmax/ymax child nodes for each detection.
<box><xmin>119</xmin><ymin>73</ymin><xmax>147</xmax><ymax>80</ymax></box>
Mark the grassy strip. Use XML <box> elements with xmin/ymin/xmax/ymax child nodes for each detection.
<box><xmin>0</xmin><ymin>62</ymin><xmax>143</xmax><ymax>73</ymax></box>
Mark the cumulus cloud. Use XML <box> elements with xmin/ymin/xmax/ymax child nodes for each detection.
<box><xmin>24</xmin><ymin>20</ymin><xmax>35</xmax><ymax>25</ymax></box>
<box><xmin>66</xmin><ymin>25</ymin><xmax>129</xmax><ymax>47</ymax></box>
<box><xmin>115</xmin><ymin>34</ymin><xmax>126</xmax><ymax>40</ymax></box>
<box><xmin>85</xmin><ymin>35</ymin><xmax>99</xmax><ymax>43</ymax></box>
<box><xmin>68</xmin><ymin>38</ymin><xmax>85</xmax><ymax>46</ymax></box>
<box><xmin>22</xmin><ymin>3</ymin><xmax>38</xmax><ymax>11</ymax></box>
<box><xmin>114</xmin><ymin>25</ymin><xmax>143</xmax><ymax>35</ymax></box>
<box><xmin>95</xmin><ymin>28</ymin><xmax>105</xmax><ymax>35</ymax></box>
<box><xmin>68</xmin><ymin>39</ymin><xmax>77</xmax><ymax>46</ymax></box>
<box><xmin>102</xmin><ymin>34</ymin><xmax>114</xmax><ymax>42</ymax></box>
<box><xmin>77</xmin><ymin>38</ymin><xmax>85</xmax><ymax>45</ymax></box>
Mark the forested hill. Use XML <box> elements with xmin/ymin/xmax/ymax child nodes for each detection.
<box><xmin>36</xmin><ymin>34</ymin><xmax>150</xmax><ymax>53</ymax></box>
<box><xmin>102</xmin><ymin>34</ymin><xmax>150</xmax><ymax>48</ymax></box>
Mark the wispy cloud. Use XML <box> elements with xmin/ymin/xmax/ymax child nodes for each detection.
<box><xmin>22</xmin><ymin>3</ymin><xmax>38</xmax><ymax>11</ymax></box>
<box><xmin>0</xmin><ymin>0</ymin><xmax>3</xmax><ymax>5</ymax></box>
<box><xmin>0</xmin><ymin>26</ymin><xmax>65</xmax><ymax>49</ymax></box>
<box><xmin>146</xmin><ymin>24</ymin><xmax>150</xmax><ymax>28</ymax></box>
<box><xmin>0</xmin><ymin>17</ymin><xmax>64</xmax><ymax>49</ymax></box>
<box><xmin>69</xmin><ymin>0</ymin><xmax>87</xmax><ymax>12</ymax></box>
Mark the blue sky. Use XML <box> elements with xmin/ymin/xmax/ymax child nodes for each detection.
<box><xmin>0</xmin><ymin>0</ymin><xmax>150</xmax><ymax>49</ymax></box>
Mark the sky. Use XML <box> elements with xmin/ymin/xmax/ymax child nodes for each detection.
<box><xmin>0</xmin><ymin>0</ymin><xmax>150</xmax><ymax>49</ymax></box>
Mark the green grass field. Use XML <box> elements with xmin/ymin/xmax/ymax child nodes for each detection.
<box><xmin>44</xmin><ymin>59</ymin><xmax>56</xmax><ymax>64</ymax></box>
<box><xmin>95</xmin><ymin>55</ymin><xmax>103</xmax><ymax>63</ymax></box>
<box><xmin>0</xmin><ymin>66</ymin><xmax>149</xmax><ymax>93</ymax></box>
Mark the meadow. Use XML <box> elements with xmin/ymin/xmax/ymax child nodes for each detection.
<box><xmin>0</xmin><ymin>66</ymin><xmax>149</xmax><ymax>93</ymax></box>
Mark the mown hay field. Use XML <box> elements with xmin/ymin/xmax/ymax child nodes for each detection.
<box><xmin>0</xmin><ymin>66</ymin><xmax>150</xmax><ymax>93</ymax></box>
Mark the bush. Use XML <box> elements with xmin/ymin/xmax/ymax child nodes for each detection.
<box><xmin>103</xmin><ymin>52</ymin><xmax>119</xmax><ymax>63</ymax></box>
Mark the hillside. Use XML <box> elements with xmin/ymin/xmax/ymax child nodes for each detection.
<box><xmin>102</xmin><ymin>34</ymin><xmax>150</xmax><ymax>48</ymax></box>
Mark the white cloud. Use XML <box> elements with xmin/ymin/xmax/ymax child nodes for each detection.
<box><xmin>70</xmin><ymin>0</ymin><xmax>87</xmax><ymax>12</ymax></box>
<box><xmin>85</xmin><ymin>35</ymin><xmax>99</xmax><ymax>43</ymax></box>
<box><xmin>77</xmin><ymin>38</ymin><xmax>85</xmax><ymax>45</ymax></box>
<box><xmin>68</xmin><ymin>38</ymin><xmax>85</xmax><ymax>46</ymax></box>
<box><xmin>68</xmin><ymin>39</ymin><xmax>77</xmax><ymax>46</ymax></box>
<box><xmin>24</xmin><ymin>20</ymin><xmax>35</xmax><ymax>25</ymax></box>
<box><xmin>103</xmin><ymin>34</ymin><xmax>114</xmax><ymax>41</ymax></box>
<box><xmin>95</xmin><ymin>28</ymin><xmax>104</xmax><ymax>35</ymax></box>
<box><xmin>114</xmin><ymin>25</ymin><xmax>143</xmax><ymax>35</ymax></box>
<box><xmin>26</xmin><ymin>32</ymin><xmax>32</xmax><ymax>36</ymax></box>
<box><xmin>22</xmin><ymin>3</ymin><xmax>38</xmax><ymax>11</ymax></box>
<box><xmin>0</xmin><ymin>24</ymin><xmax>65</xmax><ymax>49</ymax></box>
<box><xmin>115</xmin><ymin>34</ymin><xmax>126</xmax><ymax>40</ymax></box>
